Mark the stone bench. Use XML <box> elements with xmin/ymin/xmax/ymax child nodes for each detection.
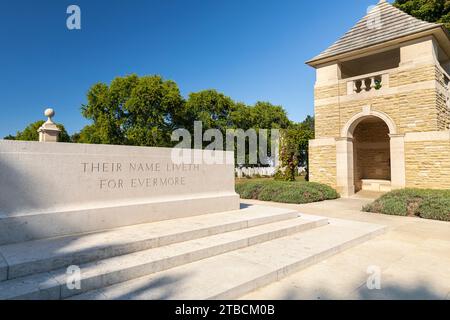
<box><xmin>361</xmin><ymin>179</ymin><xmax>392</xmax><ymax>192</ymax></box>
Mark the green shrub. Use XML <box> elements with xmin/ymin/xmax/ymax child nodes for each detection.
<box><xmin>363</xmin><ymin>188</ymin><xmax>450</xmax><ymax>222</ymax></box>
<box><xmin>418</xmin><ymin>197</ymin><xmax>450</xmax><ymax>222</ymax></box>
<box><xmin>236</xmin><ymin>180</ymin><xmax>339</xmax><ymax>204</ymax></box>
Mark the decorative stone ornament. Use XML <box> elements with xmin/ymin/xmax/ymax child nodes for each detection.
<box><xmin>38</xmin><ymin>108</ymin><xmax>61</xmax><ymax>142</ymax></box>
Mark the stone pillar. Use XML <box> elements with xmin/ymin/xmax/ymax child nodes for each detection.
<box><xmin>336</xmin><ymin>137</ymin><xmax>355</xmax><ymax>197</ymax></box>
<box><xmin>400</xmin><ymin>37</ymin><xmax>438</xmax><ymax>68</ymax></box>
<box><xmin>38</xmin><ymin>108</ymin><xmax>61</xmax><ymax>142</ymax></box>
<box><xmin>389</xmin><ymin>134</ymin><xmax>406</xmax><ymax>189</ymax></box>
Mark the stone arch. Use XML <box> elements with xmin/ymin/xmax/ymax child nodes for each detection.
<box><xmin>341</xmin><ymin>109</ymin><xmax>397</xmax><ymax>138</ymax></box>
<box><xmin>336</xmin><ymin>108</ymin><xmax>404</xmax><ymax>197</ymax></box>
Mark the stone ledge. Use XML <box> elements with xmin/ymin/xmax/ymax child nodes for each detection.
<box><xmin>309</xmin><ymin>138</ymin><xmax>337</xmax><ymax>147</ymax></box>
<box><xmin>404</xmin><ymin>130</ymin><xmax>450</xmax><ymax>142</ymax></box>
<box><xmin>0</xmin><ymin>193</ymin><xmax>240</xmax><ymax>246</ymax></box>
<box><xmin>361</xmin><ymin>179</ymin><xmax>392</xmax><ymax>192</ymax></box>
<box><xmin>315</xmin><ymin>80</ymin><xmax>436</xmax><ymax>107</ymax></box>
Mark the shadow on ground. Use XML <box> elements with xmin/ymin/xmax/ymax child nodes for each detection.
<box><xmin>73</xmin><ymin>272</ymin><xmax>191</xmax><ymax>300</ymax></box>
<box><xmin>278</xmin><ymin>281</ymin><xmax>446</xmax><ymax>300</ymax></box>
<box><xmin>113</xmin><ymin>273</ymin><xmax>187</xmax><ymax>300</ymax></box>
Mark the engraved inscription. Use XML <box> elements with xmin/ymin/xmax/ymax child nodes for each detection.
<box><xmin>81</xmin><ymin>162</ymin><xmax>200</xmax><ymax>190</ymax></box>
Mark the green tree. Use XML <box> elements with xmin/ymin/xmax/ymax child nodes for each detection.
<box><xmin>3</xmin><ymin>134</ymin><xmax>16</xmax><ymax>140</ymax></box>
<box><xmin>394</xmin><ymin>0</ymin><xmax>450</xmax><ymax>30</ymax></box>
<box><xmin>250</xmin><ymin>102</ymin><xmax>291</xmax><ymax>129</ymax></box>
<box><xmin>80</xmin><ymin>74</ymin><xmax>185</xmax><ymax>147</ymax></box>
<box><xmin>230</xmin><ymin>102</ymin><xmax>254</xmax><ymax>131</ymax></box>
<box><xmin>76</xmin><ymin>74</ymin><xmax>299</xmax><ymax>169</ymax></box>
<box><xmin>229</xmin><ymin>101</ymin><xmax>292</xmax><ymax>166</ymax></box>
<box><xmin>183</xmin><ymin>90</ymin><xmax>236</xmax><ymax>133</ymax></box>
<box><xmin>275</xmin><ymin>116</ymin><xmax>315</xmax><ymax>181</ymax></box>
<box><xmin>6</xmin><ymin>120</ymin><xmax>71</xmax><ymax>142</ymax></box>
<box><xmin>302</xmin><ymin>115</ymin><xmax>315</xmax><ymax>132</ymax></box>
<box><xmin>71</xmin><ymin>126</ymin><xmax>100</xmax><ymax>144</ymax></box>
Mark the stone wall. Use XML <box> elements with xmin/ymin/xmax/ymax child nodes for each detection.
<box><xmin>405</xmin><ymin>139</ymin><xmax>450</xmax><ymax>189</ymax></box>
<box><xmin>389</xmin><ymin>65</ymin><xmax>436</xmax><ymax>87</ymax></box>
<box><xmin>311</xmin><ymin>63</ymin><xmax>450</xmax><ymax>191</ymax></box>
<box><xmin>353</xmin><ymin>120</ymin><xmax>391</xmax><ymax>190</ymax></box>
<box><xmin>309</xmin><ymin>144</ymin><xmax>337</xmax><ymax>189</ymax></box>
<box><xmin>0</xmin><ymin>140</ymin><xmax>240</xmax><ymax>244</ymax></box>
<box><xmin>313</xmin><ymin>64</ymin><xmax>444</xmax><ymax>139</ymax></box>
<box><xmin>435</xmin><ymin>67</ymin><xmax>450</xmax><ymax>131</ymax></box>
<box><xmin>315</xmin><ymin>103</ymin><xmax>341</xmax><ymax>138</ymax></box>
<box><xmin>314</xmin><ymin>83</ymin><xmax>347</xmax><ymax>100</ymax></box>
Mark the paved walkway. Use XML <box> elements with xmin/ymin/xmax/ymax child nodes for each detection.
<box><xmin>240</xmin><ymin>197</ymin><xmax>450</xmax><ymax>300</ymax></box>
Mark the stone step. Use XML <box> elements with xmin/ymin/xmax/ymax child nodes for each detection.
<box><xmin>0</xmin><ymin>214</ymin><xmax>328</xmax><ymax>300</ymax></box>
<box><xmin>0</xmin><ymin>205</ymin><xmax>299</xmax><ymax>281</ymax></box>
<box><xmin>70</xmin><ymin>218</ymin><xmax>386</xmax><ymax>300</ymax></box>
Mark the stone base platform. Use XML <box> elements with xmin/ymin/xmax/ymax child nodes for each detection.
<box><xmin>0</xmin><ymin>205</ymin><xmax>386</xmax><ymax>300</ymax></box>
<box><xmin>361</xmin><ymin>179</ymin><xmax>392</xmax><ymax>192</ymax></box>
<box><xmin>0</xmin><ymin>192</ymin><xmax>239</xmax><ymax>245</ymax></box>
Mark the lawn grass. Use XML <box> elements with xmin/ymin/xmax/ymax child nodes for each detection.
<box><xmin>235</xmin><ymin>179</ymin><xmax>339</xmax><ymax>204</ymax></box>
<box><xmin>363</xmin><ymin>188</ymin><xmax>450</xmax><ymax>222</ymax></box>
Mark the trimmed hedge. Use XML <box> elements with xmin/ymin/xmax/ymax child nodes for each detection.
<box><xmin>363</xmin><ymin>189</ymin><xmax>450</xmax><ymax>222</ymax></box>
<box><xmin>236</xmin><ymin>180</ymin><xmax>339</xmax><ymax>204</ymax></box>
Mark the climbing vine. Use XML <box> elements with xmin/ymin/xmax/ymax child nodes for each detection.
<box><xmin>275</xmin><ymin>121</ymin><xmax>314</xmax><ymax>181</ymax></box>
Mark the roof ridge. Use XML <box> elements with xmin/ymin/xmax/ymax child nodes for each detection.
<box><xmin>380</xmin><ymin>1</ymin><xmax>440</xmax><ymax>27</ymax></box>
<box><xmin>307</xmin><ymin>1</ymin><xmax>443</xmax><ymax>65</ymax></box>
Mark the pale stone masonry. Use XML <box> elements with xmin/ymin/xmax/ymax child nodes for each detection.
<box><xmin>0</xmin><ymin>141</ymin><xmax>240</xmax><ymax>244</ymax></box>
<box><xmin>307</xmin><ymin>0</ymin><xmax>450</xmax><ymax>196</ymax></box>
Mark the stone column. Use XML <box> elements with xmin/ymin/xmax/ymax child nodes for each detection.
<box><xmin>38</xmin><ymin>108</ymin><xmax>61</xmax><ymax>142</ymax></box>
<box><xmin>336</xmin><ymin>137</ymin><xmax>355</xmax><ymax>197</ymax></box>
<box><xmin>389</xmin><ymin>134</ymin><xmax>406</xmax><ymax>189</ymax></box>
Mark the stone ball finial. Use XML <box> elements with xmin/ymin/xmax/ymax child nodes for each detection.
<box><xmin>44</xmin><ymin>108</ymin><xmax>55</xmax><ymax>119</ymax></box>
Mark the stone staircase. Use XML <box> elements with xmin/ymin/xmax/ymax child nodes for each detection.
<box><xmin>0</xmin><ymin>205</ymin><xmax>386</xmax><ymax>300</ymax></box>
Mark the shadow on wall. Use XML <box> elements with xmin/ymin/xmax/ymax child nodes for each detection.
<box><xmin>0</xmin><ymin>155</ymin><xmax>91</xmax><ymax>246</ymax></box>
<box><xmin>0</xmin><ymin>156</ymin><xmax>157</xmax><ymax>280</ymax></box>
<box><xmin>0</xmin><ymin>156</ymin><xmax>42</xmax><ymax>216</ymax></box>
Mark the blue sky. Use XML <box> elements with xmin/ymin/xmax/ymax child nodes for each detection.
<box><xmin>0</xmin><ymin>0</ymin><xmax>388</xmax><ymax>137</ymax></box>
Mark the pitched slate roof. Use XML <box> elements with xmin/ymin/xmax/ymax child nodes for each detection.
<box><xmin>306</xmin><ymin>0</ymin><xmax>443</xmax><ymax>65</ymax></box>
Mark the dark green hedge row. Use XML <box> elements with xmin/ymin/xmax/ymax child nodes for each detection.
<box><xmin>363</xmin><ymin>189</ymin><xmax>450</xmax><ymax>222</ymax></box>
<box><xmin>236</xmin><ymin>180</ymin><xmax>339</xmax><ymax>204</ymax></box>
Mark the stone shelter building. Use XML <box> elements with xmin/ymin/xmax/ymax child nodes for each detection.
<box><xmin>307</xmin><ymin>0</ymin><xmax>450</xmax><ymax>197</ymax></box>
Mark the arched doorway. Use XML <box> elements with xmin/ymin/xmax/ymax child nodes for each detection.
<box><xmin>352</xmin><ymin>117</ymin><xmax>391</xmax><ymax>193</ymax></box>
<box><xmin>336</xmin><ymin>109</ymin><xmax>405</xmax><ymax>197</ymax></box>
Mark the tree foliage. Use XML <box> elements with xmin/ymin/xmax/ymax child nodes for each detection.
<box><xmin>394</xmin><ymin>0</ymin><xmax>450</xmax><ymax>30</ymax></box>
<box><xmin>249</xmin><ymin>102</ymin><xmax>292</xmax><ymax>130</ymax></box>
<box><xmin>79</xmin><ymin>74</ymin><xmax>185</xmax><ymax>147</ymax></box>
<box><xmin>183</xmin><ymin>89</ymin><xmax>236</xmax><ymax>133</ymax></box>
<box><xmin>3</xmin><ymin>135</ymin><xmax>16</xmax><ymax>140</ymax></box>
<box><xmin>230</xmin><ymin>101</ymin><xmax>292</xmax><ymax>166</ymax></box>
<box><xmin>275</xmin><ymin>117</ymin><xmax>315</xmax><ymax>181</ymax></box>
<box><xmin>77</xmin><ymin>75</ymin><xmax>293</xmax><ymax>155</ymax></box>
